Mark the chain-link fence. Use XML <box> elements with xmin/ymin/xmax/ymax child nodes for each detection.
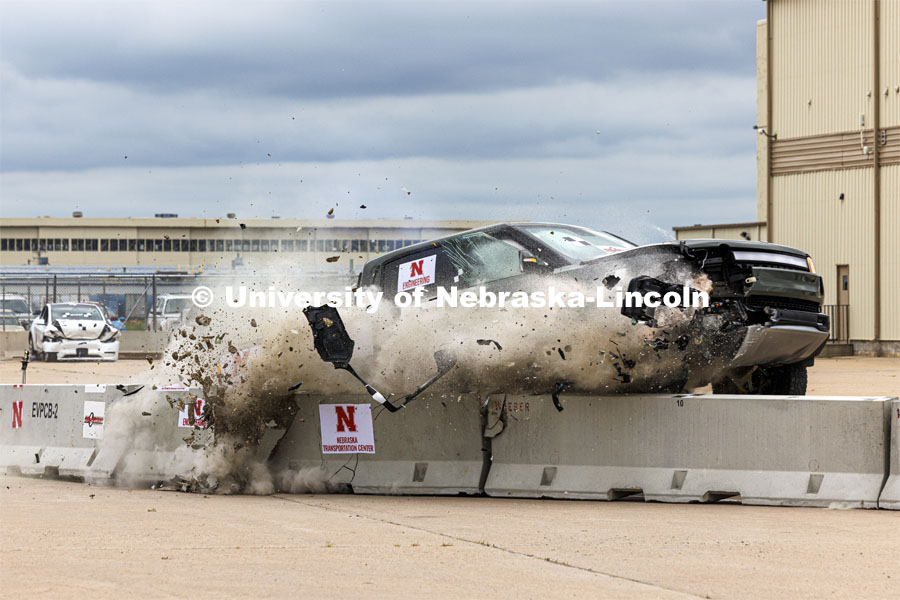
<box><xmin>0</xmin><ymin>270</ymin><xmax>358</xmax><ymax>332</ymax></box>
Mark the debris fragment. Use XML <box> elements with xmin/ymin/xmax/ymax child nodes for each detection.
<box><xmin>325</xmin><ymin>256</ymin><xmax>340</xmax><ymax>262</ymax></box>
<box><xmin>195</xmin><ymin>315</ymin><xmax>211</xmax><ymax>326</ymax></box>
<box><xmin>476</xmin><ymin>339</ymin><xmax>503</xmax><ymax>351</ymax></box>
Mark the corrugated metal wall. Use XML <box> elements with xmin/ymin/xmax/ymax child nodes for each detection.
<box><xmin>674</xmin><ymin>224</ymin><xmax>767</xmax><ymax>242</ymax></box>
<box><xmin>881</xmin><ymin>0</ymin><xmax>900</xmax><ymax>128</ymax></box>
<box><xmin>771</xmin><ymin>169</ymin><xmax>875</xmax><ymax>340</ymax></box>
<box><xmin>771</xmin><ymin>0</ymin><xmax>874</xmax><ymax>138</ymax></box>
<box><xmin>881</xmin><ymin>165</ymin><xmax>900</xmax><ymax>340</ymax></box>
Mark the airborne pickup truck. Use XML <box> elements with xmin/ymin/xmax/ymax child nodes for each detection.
<box><xmin>357</xmin><ymin>222</ymin><xmax>828</xmax><ymax>395</ymax></box>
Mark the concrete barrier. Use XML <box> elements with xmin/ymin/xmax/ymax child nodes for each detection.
<box><xmin>0</xmin><ymin>384</ymin><xmax>211</xmax><ymax>482</ymax></box>
<box><xmin>270</xmin><ymin>393</ymin><xmax>484</xmax><ymax>495</ymax></box>
<box><xmin>485</xmin><ymin>394</ymin><xmax>895</xmax><ymax>508</ymax></box>
<box><xmin>118</xmin><ymin>331</ymin><xmax>170</xmax><ymax>358</ymax></box>
<box><xmin>878</xmin><ymin>399</ymin><xmax>900</xmax><ymax>509</ymax></box>
<box><xmin>0</xmin><ymin>384</ymin><xmax>120</xmax><ymax>476</ymax></box>
<box><xmin>0</xmin><ymin>331</ymin><xmax>27</xmax><ymax>359</ymax></box>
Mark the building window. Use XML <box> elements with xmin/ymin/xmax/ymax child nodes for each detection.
<box><xmin>163</xmin><ymin>239</ymin><xmax>171</xmax><ymax>251</ymax></box>
<box><xmin>297</xmin><ymin>240</ymin><xmax>308</xmax><ymax>252</ymax></box>
<box><xmin>260</xmin><ymin>240</ymin><xmax>269</xmax><ymax>252</ymax></box>
<box><xmin>281</xmin><ymin>240</ymin><xmax>294</xmax><ymax>251</ymax></box>
<box><xmin>216</xmin><ymin>240</ymin><xmax>224</xmax><ymax>252</ymax></box>
<box><xmin>226</xmin><ymin>240</ymin><xmax>233</xmax><ymax>252</ymax></box>
<box><xmin>100</xmin><ymin>239</ymin><xmax>108</xmax><ymax>251</ymax></box>
<box><xmin>198</xmin><ymin>239</ymin><xmax>207</xmax><ymax>252</ymax></box>
<box><xmin>189</xmin><ymin>240</ymin><xmax>197</xmax><ymax>252</ymax></box>
<box><xmin>110</xmin><ymin>239</ymin><xmax>118</xmax><ymax>251</ymax></box>
<box><xmin>0</xmin><ymin>239</ymin><xmax>7</xmax><ymax>251</ymax></box>
<box><xmin>251</xmin><ymin>239</ymin><xmax>259</xmax><ymax>252</ymax></box>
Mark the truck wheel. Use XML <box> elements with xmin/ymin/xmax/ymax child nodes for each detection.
<box><xmin>757</xmin><ymin>363</ymin><xmax>807</xmax><ymax>395</ymax></box>
<box><xmin>713</xmin><ymin>364</ymin><xmax>808</xmax><ymax>395</ymax></box>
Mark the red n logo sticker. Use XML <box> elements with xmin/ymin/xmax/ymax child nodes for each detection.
<box><xmin>12</xmin><ymin>401</ymin><xmax>23</xmax><ymax>429</ymax></box>
<box><xmin>335</xmin><ymin>405</ymin><xmax>357</xmax><ymax>432</ymax></box>
<box><xmin>410</xmin><ymin>260</ymin><xmax>424</xmax><ymax>278</ymax></box>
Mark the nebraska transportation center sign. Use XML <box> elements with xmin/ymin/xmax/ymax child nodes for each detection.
<box><xmin>318</xmin><ymin>404</ymin><xmax>375</xmax><ymax>454</ymax></box>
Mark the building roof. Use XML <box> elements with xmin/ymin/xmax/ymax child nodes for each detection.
<box><xmin>672</xmin><ymin>221</ymin><xmax>766</xmax><ymax>232</ymax></box>
<box><xmin>0</xmin><ymin>217</ymin><xmax>499</xmax><ymax>229</ymax></box>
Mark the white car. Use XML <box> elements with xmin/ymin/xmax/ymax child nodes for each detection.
<box><xmin>29</xmin><ymin>302</ymin><xmax>120</xmax><ymax>361</ymax></box>
<box><xmin>153</xmin><ymin>294</ymin><xmax>194</xmax><ymax>331</ymax></box>
<box><xmin>0</xmin><ymin>294</ymin><xmax>35</xmax><ymax>328</ymax></box>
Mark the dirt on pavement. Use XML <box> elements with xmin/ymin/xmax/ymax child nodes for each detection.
<box><xmin>1</xmin><ymin>476</ymin><xmax>898</xmax><ymax>600</ymax></box>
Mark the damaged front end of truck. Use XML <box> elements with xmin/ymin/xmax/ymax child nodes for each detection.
<box><xmin>618</xmin><ymin>239</ymin><xmax>829</xmax><ymax>394</ymax></box>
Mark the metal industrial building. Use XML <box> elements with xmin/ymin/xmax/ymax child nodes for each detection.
<box><xmin>676</xmin><ymin>0</ymin><xmax>899</xmax><ymax>355</ymax></box>
<box><xmin>0</xmin><ymin>217</ymin><xmax>496</xmax><ymax>271</ymax></box>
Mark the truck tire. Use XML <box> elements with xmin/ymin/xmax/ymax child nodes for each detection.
<box><xmin>713</xmin><ymin>363</ymin><xmax>807</xmax><ymax>395</ymax></box>
<box><xmin>758</xmin><ymin>363</ymin><xmax>807</xmax><ymax>395</ymax></box>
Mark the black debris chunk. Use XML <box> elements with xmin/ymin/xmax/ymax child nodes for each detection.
<box><xmin>476</xmin><ymin>339</ymin><xmax>503</xmax><ymax>351</ymax></box>
<box><xmin>602</xmin><ymin>275</ymin><xmax>620</xmax><ymax>289</ymax></box>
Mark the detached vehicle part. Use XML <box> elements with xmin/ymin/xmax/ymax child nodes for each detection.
<box><xmin>304</xmin><ymin>305</ymin><xmax>457</xmax><ymax>412</ymax></box>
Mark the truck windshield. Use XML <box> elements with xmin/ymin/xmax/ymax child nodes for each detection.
<box><xmin>520</xmin><ymin>225</ymin><xmax>633</xmax><ymax>262</ymax></box>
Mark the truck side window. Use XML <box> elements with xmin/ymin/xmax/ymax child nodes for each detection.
<box><xmin>382</xmin><ymin>246</ymin><xmax>454</xmax><ymax>296</ymax></box>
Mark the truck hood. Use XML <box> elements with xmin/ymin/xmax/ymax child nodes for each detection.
<box><xmin>674</xmin><ymin>238</ymin><xmax>809</xmax><ymax>258</ymax></box>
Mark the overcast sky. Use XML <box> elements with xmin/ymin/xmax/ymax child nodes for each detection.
<box><xmin>0</xmin><ymin>0</ymin><xmax>764</xmax><ymax>243</ymax></box>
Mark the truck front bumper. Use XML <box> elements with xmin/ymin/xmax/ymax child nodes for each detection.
<box><xmin>728</xmin><ymin>323</ymin><xmax>829</xmax><ymax>368</ymax></box>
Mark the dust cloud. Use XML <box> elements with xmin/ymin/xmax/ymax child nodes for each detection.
<box><xmin>96</xmin><ymin>251</ymin><xmax>735</xmax><ymax>494</ymax></box>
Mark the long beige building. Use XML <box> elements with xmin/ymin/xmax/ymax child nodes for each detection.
<box><xmin>0</xmin><ymin>217</ymin><xmax>497</xmax><ymax>271</ymax></box>
<box><xmin>676</xmin><ymin>0</ymin><xmax>899</xmax><ymax>354</ymax></box>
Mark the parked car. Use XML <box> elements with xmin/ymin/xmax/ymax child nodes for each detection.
<box><xmin>357</xmin><ymin>222</ymin><xmax>828</xmax><ymax>395</ymax></box>
<box><xmin>28</xmin><ymin>302</ymin><xmax>120</xmax><ymax>361</ymax></box>
<box><xmin>0</xmin><ymin>294</ymin><xmax>35</xmax><ymax>329</ymax></box>
<box><xmin>153</xmin><ymin>294</ymin><xmax>194</xmax><ymax>331</ymax></box>
<box><xmin>0</xmin><ymin>309</ymin><xmax>27</xmax><ymax>330</ymax></box>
